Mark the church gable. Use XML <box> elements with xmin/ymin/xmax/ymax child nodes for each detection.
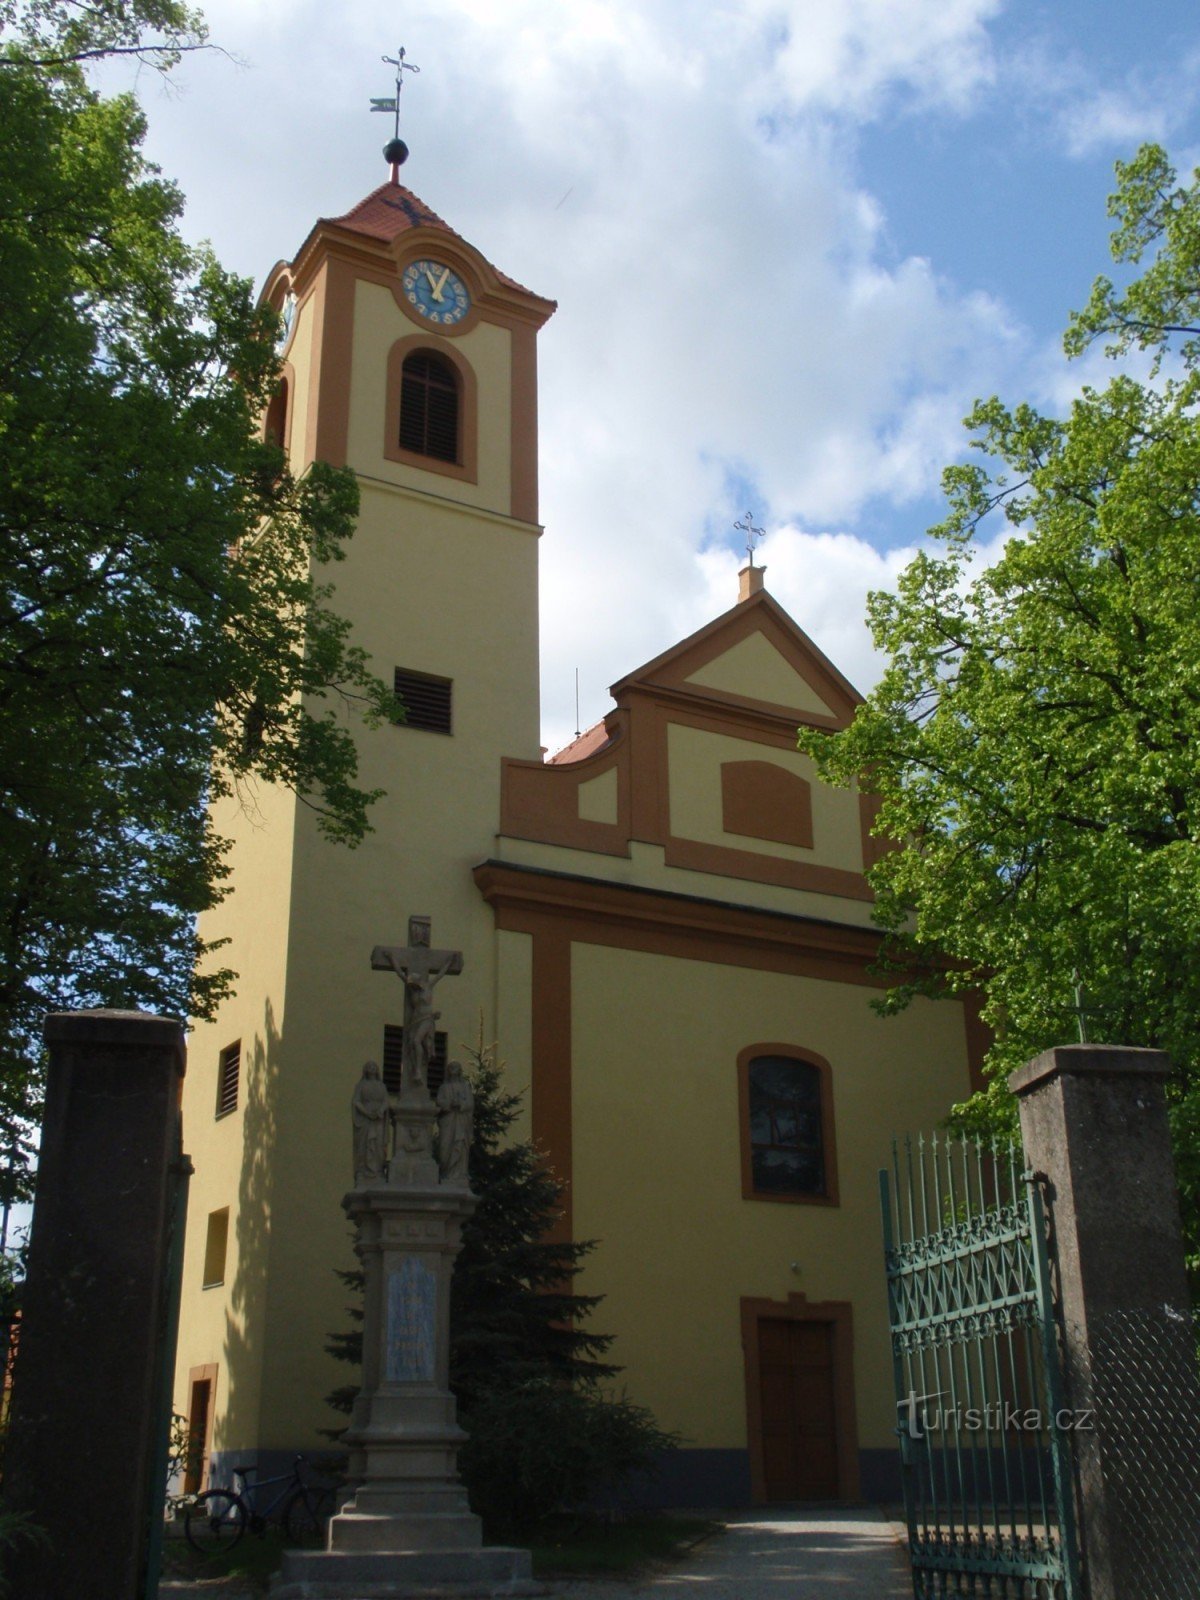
<box><xmin>684</xmin><ymin>631</ymin><xmax>835</xmax><ymax>719</ymax></box>
<box><xmin>612</xmin><ymin>587</ymin><xmax>861</xmax><ymax>731</ymax></box>
<box><xmin>498</xmin><ymin>583</ymin><xmax>875</xmax><ymax>904</ymax></box>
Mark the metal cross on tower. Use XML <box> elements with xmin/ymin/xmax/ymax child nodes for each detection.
<box><xmin>371</xmin><ymin>46</ymin><xmax>421</xmax><ymax>179</ymax></box>
<box><xmin>734</xmin><ymin>511</ymin><xmax>764</xmax><ymax>567</ymax></box>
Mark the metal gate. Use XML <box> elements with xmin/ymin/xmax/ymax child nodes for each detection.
<box><xmin>880</xmin><ymin>1136</ymin><xmax>1081</xmax><ymax>1599</ymax></box>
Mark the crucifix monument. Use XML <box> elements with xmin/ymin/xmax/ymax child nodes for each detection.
<box><xmin>272</xmin><ymin>915</ymin><xmax>532</xmax><ymax>1597</ymax></box>
<box><xmin>370</xmin><ymin>916</ymin><xmax>465</xmax><ymax>1186</ymax></box>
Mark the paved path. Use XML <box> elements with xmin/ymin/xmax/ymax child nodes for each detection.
<box><xmin>159</xmin><ymin>1508</ymin><xmax>913</xmax><ymax>1599</ymax></box>
<box><xmin>556</xmin><ymin>1509</ymin><xmax>912</xmax><ymax>1600</ymax></box>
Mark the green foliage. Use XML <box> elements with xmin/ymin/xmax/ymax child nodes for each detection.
<box><xmin>0</xmin><ymin>1505</ymin><xmax>50</xmax><ymax>1597</ymax></box>
<box><xmin>0</xmin><ymin>3</ymin><xmax>392</xmax><ymax>1198</ymax></box>
<box><xmin>447</xmin><ymin>1041</ymin><xmax>618</xmax><ymax>1408</ymax></box>
<box><xmin>326</xmin><ymin>1043</ymin><xmax>676</xmax><ymax>1531</ymax></box>
<box><xmin>800</xmin><ymin>143</ymin><xmax>1200</xmax><ymax>1278</ymax></box>
<box><xmin>164</xmin><ymin>1411</ymin><xmax>202</xmax><ymax>1517</ymax></box>
<box><xmin>458</xmin><ymin>1378</ymin><xmax>677</xmax><ymax>1538</ymax></box>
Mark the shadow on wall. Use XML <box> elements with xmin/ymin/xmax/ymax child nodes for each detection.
<box><xmin>214</xmin><ymin>997</ymin><xmax>281</xmax><ymax>1468</ymax></box>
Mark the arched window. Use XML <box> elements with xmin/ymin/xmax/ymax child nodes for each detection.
<box><xmin>398</xmin><ymin>351</ymin><xmax>460</xmax><ymax>463</ymax></box>
<box><xmin>264</xmin><ymin>375</ymin><xmax>289</xmax><ymax>448</ymax></box>
<box><xmin>738</xmin><ymin>1047</ymin><xmax>838</xmax><ymax>1205</ymax></box>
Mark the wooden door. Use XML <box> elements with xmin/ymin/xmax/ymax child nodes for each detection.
<box><xmin>757</xmin><ymin>1317</ymin><xmax>839</xmax><ymax>1499</ymax></box>
<box><xmin>184</xmin><ymin>1377</ymin><xmax>211</xmax><ymax>1495</ymax></box>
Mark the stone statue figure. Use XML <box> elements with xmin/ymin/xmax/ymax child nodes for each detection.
<box><xmin>371</xmin><ymin>917</ymin><xmax>464</xmax><ymax>1093</ymax></box>
<box><xmin>436</xmin><ymin>1061</ymin><xmax>473</xmax><ymax>1185</ymax></box>
<box><xmin>402</xmin><ymin>961</ymin><xmax>455</xmax><ymax>1087</ymax></box>
<box><xmin>352</xmin><ymin>1060</ymin><xmax>391</xmax><ymax>1185</ymax></box>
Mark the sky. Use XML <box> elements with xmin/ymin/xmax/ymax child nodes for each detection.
<box><xmin>109</xmin><ymin>0</ymin><xmax>1200</xmax><ymax>755</ymax></box>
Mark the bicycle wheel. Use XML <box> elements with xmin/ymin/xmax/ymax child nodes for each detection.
<box><xmin>184</xmin><ymin>1489</ymin><xmax>247</xmax><ymax>1554</ymax></box>
<box><xmin>283</xmin><ymin>1486</ymin><xmax>334</xmax><ymax>1547</ymax></box>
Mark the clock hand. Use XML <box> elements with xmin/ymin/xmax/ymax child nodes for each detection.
<box><xmin>431</xmin><ymin>266</ymin><xmax>451</xmax><ymax>303</ymax></box>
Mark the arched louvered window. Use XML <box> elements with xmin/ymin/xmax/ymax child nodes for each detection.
<box><xmin>398</xmin><ymin>351</ymin><xmax>460</xmax><ymax>463</ymax></box>
<box><xmin>264</xmin><ymin>376</ymin><xmax>289</xmax><ymax>447</ymax></box>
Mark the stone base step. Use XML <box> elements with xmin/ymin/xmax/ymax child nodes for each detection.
<box><xmin>270</xmin><ymin>1543</ymin><xmax>541</xmax><ymax>1600</ymax></box>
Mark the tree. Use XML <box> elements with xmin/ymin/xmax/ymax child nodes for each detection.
<box><xmin>800</xmin><ymin>144</ymin><xmax>1200</xmax><ymax>1275</ymax></box>
<box><xmin>327</xmin><ymin>1044</ymin><xmax>676</xmax><ymax>1533</ymax></box>
<box><xmin>0</xmin><ymin>3</ymin><xmax>391</xmax><ymax>1199</ymax></box>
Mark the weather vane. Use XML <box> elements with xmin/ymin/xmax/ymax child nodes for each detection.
<box><xmin>371</xmin><ymin>47</ymin><xmax>421</xmax><ymax>179</ymax></box>
<box><xmin>734</xmin><ymin>511</ymin><xmax>764</xmax><ymax>567</ymax></box>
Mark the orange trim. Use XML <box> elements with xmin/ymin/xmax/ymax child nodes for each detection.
<box><xmin>663</xmin><ymin>838</ymin><xmax>874</xmax><ymax>902</ymax></box>
<box><xmin>185</xmin><ymin>1363</ymin><xmax>218</xmax><ymax>1494</ymax></box>
<box><xmin>392</xmin><ymin>245</ymin><xmax>485</xmax><ymax>337</ymax></box>
<box><xmin>500</xmin><ymin>714</ymin><xmax>630</xmax><ymax>857</ymax></box>
<box><xmin>498</xmin><ymin>603</ymin><xmax>878</xmax><ymax>902</ymax></box>
<box><xmin>384</xmin><ymin>334</ymin><xmax>479</xmax><ymax>484</ymax></box>
<box><xmin>478</xmin><ymin>862</ymin><xmax>975</xmax><ymax>1263</ymax></box>
<box><xmin>625</xmin><ymin>680</ymin><xmax>843</xmax><ymax>740</ymax></box>
<box><xmin>645</xmin><ymin>700</ymin><xmax>874</xmax><ymax>899</ymax></box>
<box><xmin>721</xmin><ymin>760</ymin><xmax>814</xmax><ymax>850</ymax></box>
<box><xmin>300</xmin><ymin>270</ymin><xmax>326</xmax><ymax>469</ymax></box>
<box><xmin>474</xmin><ymin>861</ymin><xmax>889</xmax><ymax>987</ymax></box>
<box><xmin>262</xmin><ymin>358</ymin><xmax>296</xmax><ymax>459</ymax></box>
<box><xmin>740</xmin><ymin>1293</ymin><xmax>860</xmax><ymax>1503</ymax></box>
<box><xmin>510</xmin><ymin>321</ymin><xmax>539</xmax><ymax>524</ymax></box>
<box><xmin>736</xmin><ymin>1043</ymin><xmax>839</xmax><ymax>1208</ymax></box>
<box><xmin>289</xmin><ymin>225</ymin><xmax>555</xmax><ymax>337</ymax></box>
<box><xmin>612</xmin><ymin>587</ymin><xmax>862</xmax><ymax>726</ymax></box>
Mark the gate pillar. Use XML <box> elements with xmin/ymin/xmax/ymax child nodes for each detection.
<box><xmin>4</xmin><ymin>1009</ymin><xmax>188</xmax><ymax>1600</ymax></box>
<box><xmin>1010</xmin><ymin>1044</ymin><xmax>1200</xmax><ymax>1599</ymax></box>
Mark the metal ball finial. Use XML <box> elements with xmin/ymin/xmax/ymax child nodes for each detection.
<box><xmin>372</xmin><ymin>48</ymin><xmax>419</xmax><ymax>179</ymax></box>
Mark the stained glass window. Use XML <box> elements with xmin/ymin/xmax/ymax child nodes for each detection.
<box><xmin>748</xmin><ymin>1054</ymin><xmax>825</xmax><ymax>1197</ymax></box>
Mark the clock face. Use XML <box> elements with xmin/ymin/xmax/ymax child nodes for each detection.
<box><xmin>401</xmin><ymin>259</ymin><xmax>471</xmax><ymax>326</ymax></box>
<box><xmin>274</xmin><ymin>291</ymin><xmax>297</xmax><ymax>353</ymax></box>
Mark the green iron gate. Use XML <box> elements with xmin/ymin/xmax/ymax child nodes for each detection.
<box><xmin>880</xmin><ymin>1136</ymin><xmax>1082</xmax><ymax>1599</ymax></box>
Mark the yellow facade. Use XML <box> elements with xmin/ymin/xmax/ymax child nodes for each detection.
<box><xmin>173</xmin><ymin>176</ymin><xmax>977</xmax><ymax>1506</ymax></box>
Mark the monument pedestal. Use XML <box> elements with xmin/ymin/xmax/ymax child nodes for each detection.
<box><xmin>272</xmin><ymin>1174</ymin><xmax>537</xmax><ymax>1598</ymax></box>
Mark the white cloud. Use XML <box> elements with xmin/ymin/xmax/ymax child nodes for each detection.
<box><xmin>1058</xmin><ymin>89</ymin><xmax>1168</xmax><ymax>160</ymax></box>
<box><xmin>110</xmin><ymin>0</ymin><xmax>1046</xmax><ymax>758</ymax></box>
<box><xmin>1005</xmin><ymin>38</ymin><xmax>1200</xmax><ymax>161</ymax></box>
<box><xmin>754</xmin><ymin>0</ymin><xmax>1002</xmax><ymax>118</ymax></box>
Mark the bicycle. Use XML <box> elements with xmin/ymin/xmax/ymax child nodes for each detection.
<box><xmin>183</xmin><ymin>1454</ymin><xmax>336</xmax><ymax>1555</ymax></box>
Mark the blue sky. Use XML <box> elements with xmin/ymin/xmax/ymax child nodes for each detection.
<box><xmin>103</xmin><ymin>0</ymin><xmax>1200</xmax><ymax>752</ymax></box>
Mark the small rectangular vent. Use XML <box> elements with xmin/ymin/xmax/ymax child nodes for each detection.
<box><xmin>383</xmin><ymin>1025</ymin><xmax>448</xmax><ymax>1096</ymax></box>
<box><xmin>393</xmin><ymin>668</ymin><xmax>452</xmax><ymax>735</ymax></box>
<box><xmin>216</xmin><ymin>1041</ymin><xmax>240</xmax><ymax>1119</ymax></box>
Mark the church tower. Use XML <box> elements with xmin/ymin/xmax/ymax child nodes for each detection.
<box><xmin>173</xmin><ymin>167</ymin><xmax>555</xmax><ymax>1477</ymax></box>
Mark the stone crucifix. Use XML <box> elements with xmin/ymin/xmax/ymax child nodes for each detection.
<box><xmin>370</xmin><ymin>916</ymin><xmax>463</xmax><ymax>1091</ymax></box>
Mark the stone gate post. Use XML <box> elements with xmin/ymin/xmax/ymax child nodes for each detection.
<box><xmin>1009</xmin><ymin>1044</ymin><xmax>1200</xmax><ymax>1599</ymax></box>
<box><xmin>4</xmin><ymin>1009</ymin><xmax>187</xmax><ymax>1600</ymax></box>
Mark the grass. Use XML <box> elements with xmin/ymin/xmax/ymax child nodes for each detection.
<box><xmin>160</xmin><ymin>1524</ymin><xmax>290</xmax><ymax>1592</ymax></box>
<box><xmin>527</xmin><ymin>1512</ymin><xmax>724</xmax><ymax>1577</ymax></box>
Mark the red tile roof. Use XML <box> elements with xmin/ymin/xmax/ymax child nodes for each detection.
<box><xmin>321</xmin><ymin>182</ymin><xmax>537</xmax><ymax>297</ymax></box>
<box><xmin>546</xmin><ymin>720</ymin><xmax>613</xmax><ymax>765</ymax></box>
<box><xmin>328</xmin><ymin>182</ymin><xmax>455</xmax><ymax>244</ymax></box>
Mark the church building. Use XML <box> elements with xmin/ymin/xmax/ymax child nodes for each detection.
<box><xmin>172</xmin><ymin>163</ymin><xmax>982</xmax><ymax>1506</ymax></box>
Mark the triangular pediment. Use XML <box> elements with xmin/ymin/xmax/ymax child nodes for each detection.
<box><xmin>684</xmin><ymin>630</ymin><xmax>834</xmax><ymax>716</ymax></box>
<box><xmin>611</xmin><ymin>589</ymin><xmax>861</xmax><ymax>728</ymax></box>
